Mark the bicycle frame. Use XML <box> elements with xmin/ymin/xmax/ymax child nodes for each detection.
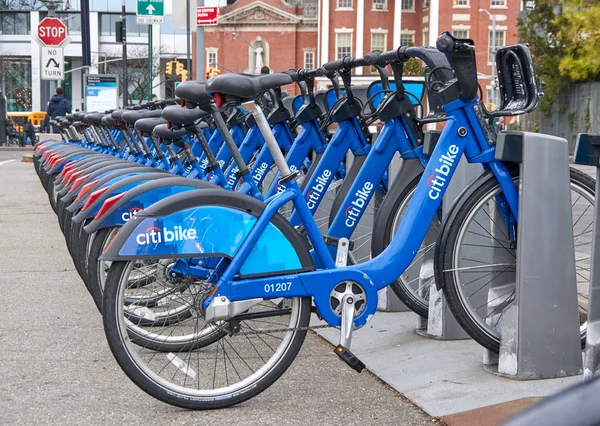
<box><xmin>199</xmin><ymin>97</ymin><xmax>519</xmax><ymax>328</ymax></box>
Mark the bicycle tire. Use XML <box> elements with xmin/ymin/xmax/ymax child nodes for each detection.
<box><xmin>103</xmin><ymin>260</ymin><xmax>312</xmax><ymax>409</ymax></box>
<box><xmin>370</xmin><ymin>173</ymin><xmax>433</xmax><ymax>317</ymax></box>
<box><xmin>436</xmin><ymin>166</ymin><xmax>594</xmax><ymax>353</ymax></box>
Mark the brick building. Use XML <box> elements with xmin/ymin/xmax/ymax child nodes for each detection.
<box><xmin>192</xmin><ymin>0</ymin><xmax>318</xmax><ymax>94</ymax></box>
<box><xmin>319</xmin><ymin>0</ymin><xmax>522</xmax><ymax>105</ymax></box>
<box><xmin>191</xmin><ymin>0</ymin><xmax>521</xmax><ymax>104</ymax></box>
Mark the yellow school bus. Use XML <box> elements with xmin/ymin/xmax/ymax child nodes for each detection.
<box><xmin>8</xmin><ymin>112</ymin><xmax>47</xmax><ymax>132</ymax></box>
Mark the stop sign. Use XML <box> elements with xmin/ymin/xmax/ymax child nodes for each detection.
<box><xmin>38</xmin><ymin>17</ymin><xmax>68</xmax><ymax>46</ymax></box>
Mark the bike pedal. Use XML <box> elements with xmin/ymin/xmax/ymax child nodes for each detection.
<box><xmin>334</xmin><ymin>345</ymin><xmax>365</xmax><ymax>373</ymax></box>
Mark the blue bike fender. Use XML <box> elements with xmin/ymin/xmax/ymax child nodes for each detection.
<box><xmin>100</xmin><ymin>189</ymin><xmax>315</xmax><ymax>278</ymax></box>
<box><xmin>83</xmin><ymin>177</ymin><xmax>214</xmax><ymax>233</ymax></box>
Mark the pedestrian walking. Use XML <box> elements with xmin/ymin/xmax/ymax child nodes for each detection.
<box><xmin>23</xmin><ymin>119</ymin><xmax>36</xmax><ymax>146</ymax></box>
<box><xmin>46</xmin><ymin>87</ymin><xmax>71</xmax><ymax>134</ymax></box>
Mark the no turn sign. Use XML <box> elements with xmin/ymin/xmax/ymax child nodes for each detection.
<box><xmin>41</xmin><ymin>47</ymin><xmax>65</xmax><ymax>80</ymax></box>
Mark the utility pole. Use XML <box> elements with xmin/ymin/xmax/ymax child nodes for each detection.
<box><xmin>480</xmin><ymin>8</ymin><xmax>497</xmax><ymax>106</ymax></box>
<box><xmin>148</xmin><ymin>24</ymin><xmax>153</xmax><ymax>101</ymax></box>
<box><xmin>186</xmin><ymin>0</ymin><xmax>191</xmax><ymax>73</ymax></box>
<box><xmin>122</xmin><ymin>0</ymin><xmax>128</xmax><ymax>107</ymax></box>
<box><xmin>196</xmin><ymin>0</ymin><xmax>205</xmax><ymax>80</ymax></box>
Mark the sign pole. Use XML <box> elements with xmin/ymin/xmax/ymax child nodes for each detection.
<box><xmin>122</xmin><ymin>0</ymin><xmax>128</xmax><ymax>107</ymax></box>
<box><xmin>186</xmin><ymin>0</ymin><xmax>191</xmax><ymax>73</ymax></box>
<box><xmin>148</xmin><ymin>24</ymin><xmax>152</xmax><ymax>101</ymax></box>
<box><xmin>196</xmin><ymin>0</ymin><xmax>205</xmax><ymax>81</ymax></box>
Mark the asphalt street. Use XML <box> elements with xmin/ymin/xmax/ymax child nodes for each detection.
<box><xmin>0</xmin><ymin>156</ymin><xmax>436</xmax><ymax>425</ymax></box>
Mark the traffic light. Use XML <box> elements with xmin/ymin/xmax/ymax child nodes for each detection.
<box><xmin>211</xmin><ymin>68</ymin><xmax>221</xmax><ymax>77</ymax></box>
<box><xmin>181</xmin><ymin>69</ymin><xmax>188</xmax><ymax>82</ymax></box>
<box><xmin>175</xmin><ymin>62</ymin><xmax>184</xmax><ymax>76</ymax></box>
<box><xmin>205</xmin><ymin>67</ymin><xmax>211</xmax><ymax>80</ymax></box>
<box><xmin>166</xmin><ymin>61</ymin><xmax>173</xmax><ymax>75</ymax></box>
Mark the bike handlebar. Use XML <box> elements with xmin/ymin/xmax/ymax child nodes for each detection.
<box><xmin>322</xmin><ymin>54</ymin><xmax>377</xmax><ymax>72</ymax></box>
<box><xmin>285</xmin><ymin>67</ymin><xmax>326</xmax><ymax>82</ymax></box>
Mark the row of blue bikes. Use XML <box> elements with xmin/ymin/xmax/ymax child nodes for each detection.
<box><xmin>33</xmin><ymin>33</ymin><xmax>595</xmax><ymax>409</ymax></box>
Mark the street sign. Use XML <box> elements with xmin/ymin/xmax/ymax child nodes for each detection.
<box><xmin>41</xmin><ymin>47</ymin><xmax>64</xmax><ymax>80</ymax></box>
<box><xmin>85</xmin><ymin>74</ymin><xmax>119</xmax><ymax>111</ymax></box>
<box><xmin>137</xmin><ymin>0</ymin><xmax>164</xmax><ymax>24</ymax></box>
<box><xmin>196</xmin><ymin>7</ymin><xmax>218</xmax><ymax>26</ymax></box>
<box><xmin>37</xmin><ymin>17</ymin><xmax>68</xmax><ymax>46</ymax></box>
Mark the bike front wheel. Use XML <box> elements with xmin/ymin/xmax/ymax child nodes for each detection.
<box><xmin>103</xmin><ymin>260</ymin><xmax>312</xmax><ymax>409</ymax></box>
<box><xmin>436</xmin><ymin>166</ymin><xmax>594</xmax><ymax>353</ymax></box>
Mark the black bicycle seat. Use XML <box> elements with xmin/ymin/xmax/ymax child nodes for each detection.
<box><xmin>161</xmin><ymin>105</ymin><xmax>209</xmax><ymax>126</ymax></box>
<box><xmin>121</xmin><ymin>109</ymin><xmax>163</xmax><ymax>126</ymax></box>
<box><xmin>111</xmin><ymin>109</ymin><xmax>126</xmax><ymax>122</ymax></box>
<box><xmin>206</xmin><ymin>73</ymin><xmax>293</xmax><ymax>98</ymax></box>
<box><xmin>175</xmin><ymin>81</ymin><xmax>212</xmax><ymax>106</ymax></box>
<box><xmin>75</xmin><ymin>112</ymin><xmax>88</xmax><ymax>121</ymax></box>
<box><xmin>101</xmin><ymin>114</ymin><xmax>114</xmax><ymax>127</ymax></box>
<box><xmin>152</xmin><ymin>123</ymin><xmax>188</xmax><ymax>140</ymax></box>
<box><xmin>66</xmin><ymin>113</ymin><xmax>77</xmax><ymax>121</ymax></box>
<box><xmin>84</xmin><ymin>112</ymin><xmax>106</xmax><ymax>125</ymax></box>
<box><xmin>135</xmin><ymin>117</ymin><xmax>167</xmax><ymax>136</ymax></box>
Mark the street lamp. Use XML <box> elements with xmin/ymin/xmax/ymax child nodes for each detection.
<box><xmin>479</xmin><ymin>8</ymin><xmax>497</xmax><ymax>107</ymax></box>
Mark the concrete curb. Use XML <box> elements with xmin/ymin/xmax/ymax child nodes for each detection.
<box><xmin>21</xmin><ymin>154</ymin><xmax>33</xmax><ymax>163</ymax></box>
<box><xmin>0</xmin><ymin>147</ymin><xmax>32</xmax><ymax>151</ymax></box>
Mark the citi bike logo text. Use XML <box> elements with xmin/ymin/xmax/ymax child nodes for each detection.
<box><xmin>344</xmin><ymin>181</ymin><xmax>374</xmax><ymax>227</ymax></box>
<box><xmin>253</xmin><ymin>162</ymin><xmax>269</xmax><ymax>183</ymax></box>
<box><xmin>136</xmin><ymin>225</ymin><xmax>197</xmax><ymax>245</ymax></box>
<box><xmin>428</xmin><ymin>144</ymin><xmax>459</xmax><ymax>200</ymax></box>
<box><xmin>305</xmin><ymin>169</ymin><xmax>332</xmax><ymax>209</ymax></box>
<box><xmin>121</xmin><ymin>207</ymin><xmax>141</xmax><ymax>222</ymax></box>
<box><xmin>276</xmin><ymin>165</ymin><xmax>298</xmax><ymax>194</ymax></box>
<box><xmin>226</xmin><ymin>165</ymin><xmax>239</xmax><ymax>187</ymax></box>
<box><xmin>201</xmin><ymin>158</ymin><xmax>225</xmax><ymax>171</ymax></box>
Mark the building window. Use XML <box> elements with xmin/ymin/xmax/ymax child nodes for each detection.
<box><xmin>422</xmin><ymin>29</ymin><xmax>429</xmax><ymax>45</ymax></box>
<box><xmin>304</xmin><ymin>51</ymin><xmax>314</xmax><ymax>70</ymax></box>
<box><xmin>454</xmin><ymin>0</ymin><xmax>469</xmax><ymax>6</ymax></box>
<box><xmin>371</xmin><ymin>32</ymin><xmax>386</xmax><ymax>53</ymax></box>
<box><xmin>488</xmin><ymin>30</ymin><xmax>506</xmax><ymax>63</ymax></box>
<box><xmin>99</xmin><ymin>14</ymin><xmax>146</xmax><ymax>37</ymax></box>
<box><xmin>372</xmin><ymin>0</ymin><xmax>387</xmax><ymax>10</ymax></box>
<box><xmin>207</xmin><ymin>51</ymin><xmax>218</xmax><ymax>68</ymax></box>
<box><xmin>400</xmin><ymin>32</ymin><xmax>415</xmax><ymax>46</ymax></box>
<box><xmin>401</xmin><ymin>0</ymin><xmax>414</xmax><ymax>10</ymax></box>
<box><xmin>337</xmin><ymin>0</ymin><xmax>352</xmax><ymax>9</ymax></box>
<box><xmin>422</xmin><ymin>0</ymin><xmax>429</xmax><ymax>8</ymax></box>
<box><xmin>491</xmin><ymin>0</ymin><xmax>506</xmax><ymax>6</ymax></box>
<box><xmin>453</xmin><ymin>29</ymin><xmax>469</xmax><ymax>39</ymax></box>
<box><xmin>0</xmin><ymin>57</ymin><xmax>32</xmax><ymax>112</ymax></box>
<box><xmin>0</xmin><ymin>13</ymin><xmax>30</xmax><ymax>35</ymax></box>
<box><xmin>336</xmin><ymin>32</ymin><xmax>352</xmax><ymax>60</ymax></box>
<box><xmin>486</xmin><ymin>87</ymin><xmax>500</xmax><ymax>109</ymax></box>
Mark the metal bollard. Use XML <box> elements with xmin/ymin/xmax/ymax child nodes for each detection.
<box><xmin>489</xmin><ymin>131</ymin><xmax>582</xmax><ymax>379</ymax></box>
<box><xmin>573</xmin><ymin>133</ymin><xmax>600</xmax><ymax>380</ymax></box>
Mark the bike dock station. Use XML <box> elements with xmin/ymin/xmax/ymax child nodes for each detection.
<box><xmin>316</xmin><ymin>130</ymin><xmax>588</xmax><ymax>418</ymax></box>
<box><xmin>573</xmin><ymin>133</ymin><xmax>600</xmax><ymax>380</ymax></box>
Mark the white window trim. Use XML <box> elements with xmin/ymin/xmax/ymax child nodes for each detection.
<box><xmin>453</xmin><ymin>0</ymin><xmax>470</xmax><ymax>8</ymax></box>
<box><xmin>304</xmin><ymin>50</ymin><xmax>315</xmax><ymax>70</ymax></box>
<box><xmin>335</xmin><ymin>29</ymin><xmax>353</xmax><ymax>60</ymax></box>
<box><xmin>401</xmin><ymin>0</ymin><xmax>415</xmax><ymax>13</ymax></box>
<box><xmin>451</xmin><ymin>24</ymin><xmax>471</xmax><ymax>30</ymax></box>
<box><xmin>206</xmin><ymin>47</ymin><xmax>218</xmax><ymax>68</ymax></box>
<box><xmin>371</xmin><ymin>0</ymin><xmax>388</xmax><ymax>11</ymax></box>
<box><xmin>335</xmin><ymin>0</ymin><xmax>354</xmax><ymax>11</ymax></box>
<box><xmin>490</xmin><ymin>0</ymin><xmax>508</xmax><ymax>9</ymax></box>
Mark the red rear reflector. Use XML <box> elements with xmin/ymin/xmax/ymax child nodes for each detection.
<box><xmin>94</xmin><ymin>192</ymin><xmax>127</xmax><ymax>221</ymax></box>
<box><xmin>69</xmin><ymin>174</ymin><xmax>90</xmax><ymax>194</ymax></box>
<box><xmin>215</xmin><ymin>93</ymin><xmax>222</xmax><ymax>108</ymax></box>
<box><xmin>75</xmin><ymin>179</ymin><xmax>100</xmax><ymax>202</ymax></box>
<box><xmin>59</xmin><ymin>162</ymin><xmax>76</xmax><ymax>179</ymax></box>
<box><xmin>82</xmin><ymin>186</ymin><xmax>111</xmax><ymax>212</ymax></box>
<box><xmin>103</xmin><ymin>229</ymin><xmax>120</xmax><ymax>253</ymax></box>
<box><xmin>66</xmin><ymin>170</ymin><xmax>84</xmax><ymax>186</ymax></box>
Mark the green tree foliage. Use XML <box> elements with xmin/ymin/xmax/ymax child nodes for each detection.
<box><xmin>518</xmin><ymin>0</ymin><xmax>600</xmax><ymax>115</ymax></box>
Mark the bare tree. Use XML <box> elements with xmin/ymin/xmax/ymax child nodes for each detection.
<box><xmin>104</xmin><ymin>45</ymin><xmax>179</xmax><ymax>105</ymax></box>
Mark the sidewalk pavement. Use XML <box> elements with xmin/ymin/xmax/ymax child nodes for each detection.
<box><xmin>0</xmin><ymin>158</ymin><xmax>437</xmax><ymax>426</ymax></box>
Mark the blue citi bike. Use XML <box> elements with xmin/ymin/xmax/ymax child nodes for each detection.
<box><xmin>95</xmin><ymin>34</ymin><xmax>592</xmax><ymax>409</ymax></box>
